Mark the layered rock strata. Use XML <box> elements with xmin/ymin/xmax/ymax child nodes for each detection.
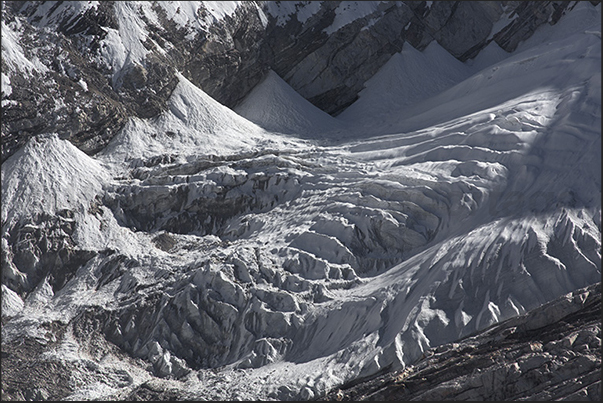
<box><xmin>320</xmin><ymin>282</ymin><xmax>601</xmax><ymax>401</ymax></box>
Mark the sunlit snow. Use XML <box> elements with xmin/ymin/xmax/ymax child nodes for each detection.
<box><xmin>1</xmin><ymin>2</ymin><xmax>601</xmax><ymax>401</ymax></box>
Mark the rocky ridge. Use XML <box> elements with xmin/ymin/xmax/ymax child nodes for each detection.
<box><xmin>2</xmin><ymin>1</ymin><xmax>595</xmax><ymax>161</ymax></box>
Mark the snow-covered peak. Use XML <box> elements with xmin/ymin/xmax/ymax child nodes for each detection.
<box><xmin>340</xmin><ymin>1</ymin><xmax>602</xmax><ymax>136</ymax></box>
<box><xmin>235</xmin><ymin>70</ymin><xmax>344</xmax><ymax>136</ymax></box>
<box><xmin>1</xmin><ymin>133</ymin><xmax>109</xmax><ymax>227</ymax></box>
<box><xmin>338</xmin><ymin>41</ymin><xmax>472</xmax><ymax>127</ymax></box>
<box><xmin>99</xmin><ymin>73</ymin><xmax>306</xmax><ymax>166</ymax></box>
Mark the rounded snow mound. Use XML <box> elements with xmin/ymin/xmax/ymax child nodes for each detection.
<box><xmin>100</xmin><ymin>73</ymin><xmax>305</xmax><ymax>165</ymax></box>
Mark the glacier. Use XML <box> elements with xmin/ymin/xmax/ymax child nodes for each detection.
<box><xmin>1</xmin><ymin>1</ymin><xmax>601</xmax><ymax>401</ymax></box>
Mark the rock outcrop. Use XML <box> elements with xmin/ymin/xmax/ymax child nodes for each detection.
<box><xmin>2</xmin><ymin>1</ymin><xmax>596</xmax><ymax>161</ymax></box>
<box><xmin>260</xmin><ymin>1</ymin><xmax>594</xmax><ymax>114</ymax></box>
<box><xmin>1</xmin><ymin>1</ymin><xmax>269</xmax><ymax>162</ymax></box>
<box><xmin>320</xmin><ymin>282</ymin><xmax>601</xmax><ymax>401</ymax></box>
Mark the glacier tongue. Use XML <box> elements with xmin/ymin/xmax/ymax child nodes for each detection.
<box><xmin>1</xmin><ymin>2</ymin><xmax>600</xmax><ymax>401</ymax></box>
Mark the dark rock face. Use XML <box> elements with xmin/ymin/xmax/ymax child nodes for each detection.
<box><xmin>135</xmin><ymin>1</ymin><xmax>270</xmax><ymax>110</ymax></box>
<box><xmin>419</xmin><ymin>1</ymin><xmax>503</xmax><ymax>59</ymax></box>
<box><xmin>320</xmin><ymin>282</ymin><xmax>602</xmax><ymax>401</ymax></box>
<box><xmin>262</xmin><ymin>1</ymin><xmax>587</xmax><ymax>115</ymax></box>
<box><xmin>1</xmin><ymin>2</ymin><xmax>131</xmax><ymax>160</ymax></box>
<box><xmin>2</xmin><ymin>1</ymin><xmax>594</xmax><ymax>162</ymax></box>
<box><xmin>1</xmin><ymin>1</ymin><xmax>268</xmax><ymax>162</ymax></box>
<box><xmin>1</xmin><ymin>211</ymin><xmax>98</xmax><ymax>296</ymax></box>
<box><xmin>267</xmin><ymin>2</ymin><xmax>412</xmax><ymax>115</ymax></box>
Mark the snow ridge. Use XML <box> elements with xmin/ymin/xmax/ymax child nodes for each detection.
<box><xmin>99</xmin><ymin>73</ymin><xmax>306</xmax><ymax>167</ymax></box>
<box><xmin>1</xmin><ymin>133</ymin><xmax>109</xmax><ymax>227</ymax></box>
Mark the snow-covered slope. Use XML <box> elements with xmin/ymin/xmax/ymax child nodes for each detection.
<box><xmin>341</xmin><ymin>1</ymin><xmax>602</xmax><ymax>136</ymax></box>
<box><xmin>338</xmin><ymin>40</ymin><xmax>473</xmax><ymax>128</ymax></box>
<box><xmin>99</xmin><ymin>73</ymin><xmax>306</xmax><ymax>167</ymax></box>
<box><xmin>1</xmin><ymin>1</ymin><xmax>600</xmax><ymax>401</ymax></box>
<box><xmin>1</xmin><ymin>133</ymin><xmax>109</xmax><ymax>226</ymax></box>
<box><xmin>235</xmin><ymin>70</ymin><xmax>344</xmax><ymax>136</ymax></box>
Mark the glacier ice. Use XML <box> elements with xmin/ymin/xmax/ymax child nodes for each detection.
<box><xmin>1</xmin><ymin>2</ymin><xmax>600</xmax><ymax>401</ymax></box>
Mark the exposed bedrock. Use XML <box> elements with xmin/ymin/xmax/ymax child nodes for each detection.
<box><xmin>320</xmin><ymin>282</ymin><xmax>601</xmax><ymax>401</ymax></box>
<box><xmin>1</xmin><ymin>1</ymin><xmax>266</xmax><ymax>161</ymax></box>
<box><xmin>2</xmin><ymin>1</ymin><xmax>591</xmax><ymax>160</ymax></box>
